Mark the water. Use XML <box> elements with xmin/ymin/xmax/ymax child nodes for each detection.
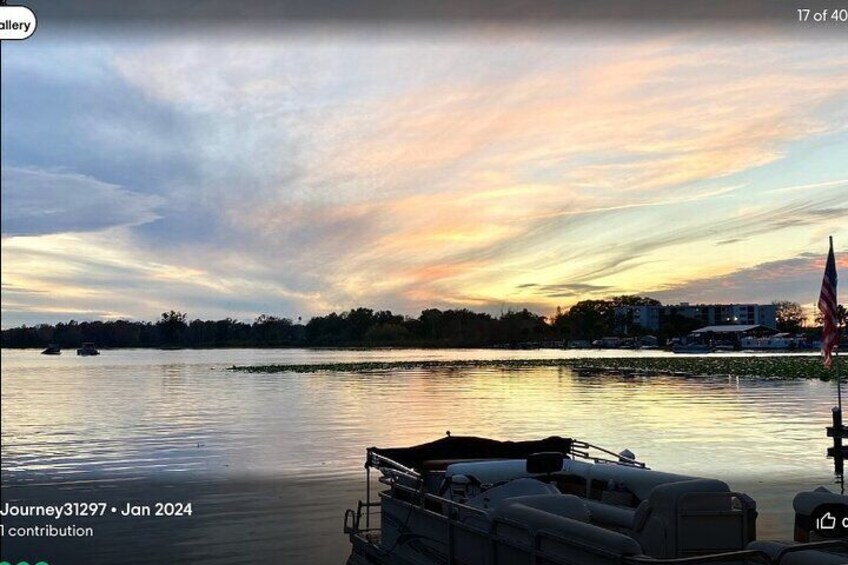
<box><xmin>0</xmin><ymin>348</ymin><xmax>841</xmax><ymax>563</ymax></box>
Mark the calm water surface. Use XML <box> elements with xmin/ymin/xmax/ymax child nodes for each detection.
<box><xmin>0</xmin><ymin>348</ymin><xmax>841</xmax><ymax>563</ymax></box>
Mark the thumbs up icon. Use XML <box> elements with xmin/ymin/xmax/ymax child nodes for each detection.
<box><xmin>817</xmin><ymin>511</ymin><xmax>837</xmax><ymax>530</ymax></box>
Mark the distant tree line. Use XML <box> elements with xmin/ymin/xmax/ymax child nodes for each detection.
<box><xmin>2</xmin><ymin>297</ymin><xmax>843</xmax><ymax>349</ymax></box>
<box><xmin>0</xmin><ymin>311</ymin><xmax>303</xmax><ymax>349</ymax></box>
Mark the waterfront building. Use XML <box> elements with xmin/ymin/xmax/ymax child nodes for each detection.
<box><xmin>615</xmin><ymin>302</ymin><xmax>777</xmax><ymax>333</ymax></box>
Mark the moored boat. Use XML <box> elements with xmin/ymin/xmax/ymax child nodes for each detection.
<box><xmin>672</xmin><ymin>343</ymin><xmax>712</xmax><ymax>354</ymax></box>
<box><xmin>76</xmin><ymin>342</ymin><xmax>100</xmax><ymax>356</ymax></box>
<box><xmin>344</xmin><ymin>434</ymin><xmax>847</xmax><ymax>564</ymax></box>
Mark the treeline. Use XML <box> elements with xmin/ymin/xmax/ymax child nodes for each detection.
<box><xmin>0</xmin><ymin>308</ymin><xmax>554</xmax><ymax>349</ymax></box>
<box><xmin>0</xmin><ymin>296</ymin><xmax>664</xmax><ymax>349</ymax></box>
<box><xmin>2</xmin><ymin>297</ymin><xmax>840</xmax><ymax>349</ymax></box>
<box><xmin>0</xmin><ymin>312</ymin><xmax>303</xmax><ymax>349</ymax></box>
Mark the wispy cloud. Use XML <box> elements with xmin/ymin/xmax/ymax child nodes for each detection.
<box><xmin>1</xmin><ymin>168</ymin><xmax>163</xmax><ymax>237</ymax></box>
<box><xmin>648</xmin><ymin>252</ymin><xmax>848</xmax><ymax>312</ymax></box>
<box><xmin>2</xmin><ymin>31</ymin><xmax>848</xmax><ymax>325</ymax></box>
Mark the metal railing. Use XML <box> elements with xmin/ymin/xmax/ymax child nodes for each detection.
<box><xmin>571</xmin><ymin>439</ymin><xmax>648</xmax><ymax>468</ymax></box>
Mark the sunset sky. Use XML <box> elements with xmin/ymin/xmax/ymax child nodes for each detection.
<box><xmin>2</xmin><ymin>24</ymin><xmax>847</xmax><ymax>327</ymax></box>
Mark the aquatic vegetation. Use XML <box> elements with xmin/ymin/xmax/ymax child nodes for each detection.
<box><xmin>230</xmin><ymin>355</ymin><xmax>838</xmax><ymax>380</ymax></box>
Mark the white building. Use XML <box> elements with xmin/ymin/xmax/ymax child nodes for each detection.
<box><xmin>615</xmin><ymin>303</ymin><xmax>777</xmax><ymax>333</ymax></box>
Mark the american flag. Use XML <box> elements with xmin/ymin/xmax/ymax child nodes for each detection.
<box><xmin>819</xmin><ymin>237</ymin><xmax>839</xmax><ymax>369</ymax></box>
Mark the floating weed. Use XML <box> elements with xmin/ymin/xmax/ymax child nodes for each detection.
<box><xmin>230</xmin><ymin>355</ymin><xmax>837</xmax><ymax>381</ymax></box>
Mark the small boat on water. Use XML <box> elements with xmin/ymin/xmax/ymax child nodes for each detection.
<box><xmin>344</xmin><ymin>434</ymin><xmax>847</xmax><ymax>564</ymax></box>
<box><xmin>671</xmin><ymin>343</ymin><xmax>712</xmax><ymax>354</ymax></box>
<box><xmin>76</xmin><ymin>342</ymin><xmax>100</xmax><ymax>356</ymax></box>
<box><xmin>41</xmin><ymin>344</ymin><xmax>61</xmax><ymax>355</ymax></box>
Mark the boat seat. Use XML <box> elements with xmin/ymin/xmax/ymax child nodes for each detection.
<box><xmin>496</xmin><ymin>494</ymin><xmax>591</xmax><ymax>522</ymax></box>
<box><xmin>632</xmin><ymin>478</ymin><xmax>756</xmax><ymax>559</ymax></box>
<box><xmin>793</xmin><ymin>488</ymin><xmax>846</xmax><ymax>514</ymax></box>
<box><xmin>792</xmin><ymin>488</ymin><xmax>848</xmax><ymax>542</ymax></box>
<box><xmin>491</xmin><ymin>503</ymin><xmax>643</xmax><ymax>563</ymax></box>
<box><xmin>446</xmin><ymin>459</ymin><xmax>549</xmax><ymax>485</ymax></box>
<box><xmin>421</xmin><ymin>458</ymin><xmax>489</xmax><ymax>472</ymax></box>
<box><xmin>554</xmin><ymin>459</ymin><xmax>700</xmax><ymax>502</ymax></box>
<box><xmin>583</xmin><ymin>499</ymin><xmax>637</xmax><ymax>530</ymax></box>
<box><xmin>465</xmin><ymin>478</ymin><xmax>560</xmax><ymax>508</ymax></box>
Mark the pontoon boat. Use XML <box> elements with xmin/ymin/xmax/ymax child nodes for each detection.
<box><xmin>344</xmin><ymin>434</ymin><xmax>847</xmax><ymax>564</ymax></box>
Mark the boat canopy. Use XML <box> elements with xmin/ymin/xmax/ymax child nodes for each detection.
<box><xmin>369</xmin><ymin>435</ymin><xmax>573</xmax><ymax>471</ymax></box>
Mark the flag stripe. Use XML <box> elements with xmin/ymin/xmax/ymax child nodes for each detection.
<box><xmin>818</xmin><ymin>240</ymin><xmax>838</xmax><ymax>369</ymax></box>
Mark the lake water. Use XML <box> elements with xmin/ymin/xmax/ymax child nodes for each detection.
<box><xmin>0</xmin><ymin>348</ymin><xmax>842</xmax><ymax>564</ymax></box>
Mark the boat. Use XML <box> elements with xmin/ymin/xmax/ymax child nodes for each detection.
<box><xmin>740</xmin><ymin>334</ymin><xmax>816</xmax><ymax>351</ymax></box>
<box><xmin>76</xmin><ymin>342</ymin><xmax>100</xmax><ymax>356</ymax></box>
<box><xmin>41</xmin><ymin>344</ymin><xmax>61</xmax><ymax>355</ymax></box>
<box><xmin>671</xmin><ymin>343</ymin><xmax>712</xmax><ymax>354</ymax></box>
<box><xmin>344</xmin><ymin>434</ymin><xmax>848</xmax><ymax>564</ymax></box>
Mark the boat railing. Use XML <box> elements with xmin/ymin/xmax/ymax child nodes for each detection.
<box><xmin>571</xmin><ymin>439</ymin><xmax>648</xmax><ymax>468</ymax></box>
<box><xmin>367</xmin><ymin>450</ymin><xmax>421</xmax><ymax>479</ymax></box>
<box><xmin>343</xmin><ymin>500</ymin><xmax>382</xmax><ymax>536</ymax></box>
<box><xmin>365</xmin><ymin>438</ymin><xmax>648</xmax><ymax>477</ymax></box>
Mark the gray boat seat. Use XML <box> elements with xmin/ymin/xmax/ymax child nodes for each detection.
<box><xmin>491</xmin><ymin>503</ymin><xmax>643</xmax><ymax>564</ymax></box>
<box><xmin>459</xmin><ymin>486</ymin><xmax>587</xmax><ymax>536</ymax></box>
<box><xmin>632</xmin><ymin>478</ymin><xmax>756</xmax><ymax>559</ymax></box>
<box><xmin>555</xmin><ymin>459</ymin><xmax>700</xmax><ymax>501</ymax></box>
<box><xmin>446</xmin><ymin>459</ymin><xmax>559</xmax><ymax>485</ymax></box>
<box><xmin>466</xmin><ymin>478</ymin><xmax>560</xmax><ymax>508</ymax></box>
<box><xmin>583</xmin><ymin>499</ymin><xmax>637</xmax><ymax>529</ymax></box>
<box><xmin>792</xmin><ymin>488</ymin><xmax>848</xmax><ymax>542</ymax></box>
<box><xmin>748</xmin><ymin>541</ymin><xmax>848</xmax><ymax>565</ymax></box>
<box><xmin>447</xmin><ymin>458</ymin><xmax>700</xmax><ymax>504</ymax></box>
<box><xmin>495</xmin><ymin>494</ymin><xmax>591</xmax><ymax>522</ymax></box>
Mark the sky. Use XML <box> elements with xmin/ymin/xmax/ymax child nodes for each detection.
<box><xmin>1</xmin><ymin>24</ymin><xmax>847</xmax><ymax>327</ymax></box>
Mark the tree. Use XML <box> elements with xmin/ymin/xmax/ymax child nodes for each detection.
<box><xmin>610</xmin><ymin>295</ymin><xmax>661</xmax><ymax>307</ymax></box>
<box><xmin>773</xmin><ymin>301</ymin><xmax>805</xmax><ymax>333</ymax></box>
<box><xmin>253</xmin><ymin>314</ymin><xmax>294</xmax><ymax>345</ymax></box>
<box><xmin>552</xmin><ymin>306</ymin><xmax>571</xmax><ymax>340</ymax></box>
<box><xmin>364</xmin><ymin>323</ymin><xmax>409</xmax><ymax>345</ymax></box>
<box><xmin>345</xmin><ymin>308</ymin><xmax>376</xmax><ymax>342</ymax></box>
<box><xmin>566</xmin><ymin>300</ymin><xmax>616</xmax><ymax>340</ymax></box>
<box><xmin>497</xmin><ymin>309</ymin><xmax>548</xmax><ymax>344</ymax></box>
<box><xmin>815</xmin><ymin>304</ymin><xmax>847</xmax><ymax>328</ymax></box>
<box><xmin>657</xmin><ymin>313</ymin><xmax>703</xmax><ymax>344</ymax></box>
<box><xmin>158</xmin><ymin>310</ymin><xmax>188</xmax><ymax>345</ymax></box>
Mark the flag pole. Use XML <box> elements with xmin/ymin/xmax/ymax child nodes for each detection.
<box><xmin>837</xmin><ymin>245</ymin><xmax>843</xmax><ymax>495</ymax></box>
<box><xmin>833</xmin><ymin>235</ymin><xmax>842</xmax><ymax>414</ymax></box>
<box><xmin>839</xmin><ymin>350</ymin><xmax>845</xmax><ymax>496</ymax></box>
<box><xmin>827</xmin><ymin>235</ymin><xmax>844</xmax><ymax>493</ymax></box>
<box><xmin>837</xmin><ymin>342</ymin><xmax>843</xmax><ymax>415</ymax></box>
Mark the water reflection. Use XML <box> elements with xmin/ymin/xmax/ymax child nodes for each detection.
<box><xmin>1</xmin><ymin>348</ymin><xmax>841</xmax><ymax>561</ymax></box>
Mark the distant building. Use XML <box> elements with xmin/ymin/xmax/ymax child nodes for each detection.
<box><xmin>615</xmin><ymin>302</ymin><xmax>777</xmax><ymax>333</ymax></box>
<box><xmin>616</xmin><ymin>305</ymin><xmax>661</xmax><ymax>332</ymax></box>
